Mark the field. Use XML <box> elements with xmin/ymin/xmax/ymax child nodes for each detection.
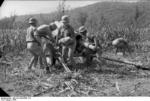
<box><xmin>1</xmin><ymin>42</ymin><xmax>150</xmax><ymax>96</ymax></box>
<box><xmin>0</xmin><ymin>20</ymin><xmax>150</xmax><ymax>97</ymax></box>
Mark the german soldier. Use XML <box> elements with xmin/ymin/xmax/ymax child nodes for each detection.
<box><xmin>57</xmin><ymin>15</ymin><xmax>76</xmax><ymax>64</ymax></box>
<box><xmin>112</xmin><ymin>37</ymin><xmax>131</xmax><ymax>56</ymax></box>
<box><xmin>34</xmin><ymin>22</ymin><xmax>57</xmax><ymax>73</ymax></box>
<box><xmin>26</xmin><ymin>18</ymin><xmax>40</xmax><ymax>71</ymax></box>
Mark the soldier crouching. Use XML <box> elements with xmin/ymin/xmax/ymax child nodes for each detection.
<box><xmin>112</xmin><ymin>37</ymin><xmax>132</xmax><ymax>56</ymax></box>
<box><xmin>75</xmin><ymin>26</ymin><xmax>102</xmax><ymax>65</ymax></box>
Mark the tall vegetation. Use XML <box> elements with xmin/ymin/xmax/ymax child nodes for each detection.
<box><xmin>0</xmin><ymin>1</ymin><xmax>150</xmax><ymax>56</ymax></box>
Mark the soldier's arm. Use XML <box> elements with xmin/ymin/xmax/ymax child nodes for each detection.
<box><xmin>56</xmin><ymin>27</ymin><xmax>61</xmax><ymax>45</ymax></box>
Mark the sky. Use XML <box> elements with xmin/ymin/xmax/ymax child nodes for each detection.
<box><xmin>0</xmin><ymin>0</ymin><xmax>100</xmax><ymax>19</ymax></box>
<box><xmin>0</xmin><ymin>0</ymin><xmax>140</xmax><ymax>19</ymax></box>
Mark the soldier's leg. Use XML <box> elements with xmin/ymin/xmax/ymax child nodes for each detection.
<box><xmin>34</xmin><ymin>44</ymin><xmax>50</xmax><ymax>73</ymax></box>
<box><xmin>28</xmin><ymin>56</ymin><xmax>35</xmax><ymax>70</ymax></box>
<box><xmin>120</xmin><ymin>47</ymin><xmax>125</xmax><ymax>55</ymax></box>
<box><xmin>33</xmin><ymin>55</ymin><xmax>38</xmax><ymax>69</ymax></box>
<box><xmin>47</xmin><ymin>43</ymin><xmax>55</xmax><ymax>66</ymax></box>
<box><xmin>27</xmin><ymin>42</ymin><xmax>41</xmax><ymax>70</ymax></box>
<box><xmin>40</xmin><ymin>51</ymin><xmax>50</xmax><ymax>74</ymax></box>
<box><xmin>28</xmin><ymin>50</ymin><xmax>38</xmax><ymax>70</ymax></box>
<box><xmin>62</xmin><ymin>46</ymin><xmax>68</xmax><ymax>62</ymax></box>
<box><xmin>68</xmin><ymin>42</ymin><xmax>76</xmax><ymax>64</ymax></box>
<box><xmin>67</xmin><ymin>47</ymin><xmax>73</xmax><ymax>63</ymax></box>
<box><xmin>117</xmin><ymin>47</ymin><xmax>122</xmax><ymax>54</ymax></box>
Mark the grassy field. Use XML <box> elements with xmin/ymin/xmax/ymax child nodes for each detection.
<box><xmin>1</xmin><ymin>49</ymin><xmax>150</xmax><ymax>97</ymax></box>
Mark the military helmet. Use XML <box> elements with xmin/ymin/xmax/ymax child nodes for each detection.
<box><xmin>29</xmin><ymin>18</ymin><xmax>37</xmax><ymax>24</ymax></box>
<box><xmin>49</xmin><ymin>22</ymin><xmax>57</xmax><ymax>31</ymax></box>
<box><xmin>61</xmin><ymin>15</ymin><xmax>69</xmax><ymax>23</ymax></box>
<box><xmin>79</xmin><ymin>26</ymin><xmax>87</xmax><ymax>33</ymax></box>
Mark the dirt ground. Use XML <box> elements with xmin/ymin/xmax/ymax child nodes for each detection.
<box><xmin>1</xmin><ymin>51</ymin><xmax>150</xmax><ymax>97</ymax></box>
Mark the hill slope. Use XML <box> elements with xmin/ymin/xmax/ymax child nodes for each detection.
<box><xmin>15</xmin><ymin>2</ymin><xmax>150</xmax><ymax>27</ymax></box>
<box><xmin>1</xmin><ymin>1</ymin><xmax>150</xmax><ymax>30</ymax></box>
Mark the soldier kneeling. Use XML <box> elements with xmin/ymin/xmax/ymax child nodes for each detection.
<box><xmin>75</xmin><ymin>26</ymin><xmax>102</xmax><ymax>65</ymax></box>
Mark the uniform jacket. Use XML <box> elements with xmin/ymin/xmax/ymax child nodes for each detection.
<box><xmin>26</xmin><ymin>26</ymin><xmax>37</xmax><ymax>42</ymax></box>
<box><xmin>35</xmin><ymin>24</ymin><xmax>52</xmax><ymax>39</ymax></box>
<box><xmin>58</xmin><ymin>24</ymin><xmax>75</xmax><ymax>39</ymax></box>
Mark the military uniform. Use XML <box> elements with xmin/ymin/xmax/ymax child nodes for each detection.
<box><xmin>26</xmin><ymin>18</ymin><xmax>45</xmax><ymax>70</ymax></box>
<box><xmin>76</xmin><ymin>26</ymin><xmax>102</xmax><ymax>64</ymax></box>
<box><xmin>26</xmin><ymin>26</ymin><xmax>42</xmax><ymax>54</ymax></box>
<box><xmin>57</xmin><ymin>15</ymin><xmax>76</xmax><ymax>63</ymax></box>
<box><xmin>36</xmin><ymin>24</ymin><xmax>56</xmax><ymax>44</ymax></box>
<box><xmin>35</xmin><ymin>23</ymin><xmax>57</xmax><ymax>72</ymax></box>
<box><xmin>26</xmin><ymin>18</ymin><xmax>57</xmax><ymax>73</ymax></box>
<box><xmin>77</xmin><ymin>26</ymin><xmax>98</xmax><ymax>53</ymax></box>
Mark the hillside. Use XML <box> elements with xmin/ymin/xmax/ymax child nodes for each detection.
<box><xmin>9</xmin><ymin>1</ymin><xmax>150</xmax><ymax>29</ymax></box>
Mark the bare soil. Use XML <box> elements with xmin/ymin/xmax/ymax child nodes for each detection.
<box><xmin>1</xmin><ymin>51</ymin><xmax>150</xmax><ymax>97</ymax></box>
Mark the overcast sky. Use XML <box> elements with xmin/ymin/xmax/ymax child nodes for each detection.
<box><xmin>0</xmin><ymin>0</ymin><xmax>139</xmax><ymax>19</ymax></box>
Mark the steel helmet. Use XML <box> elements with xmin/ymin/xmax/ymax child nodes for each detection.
<box><xmin>61</xmin><ymin>15</ymin><xmax>69</xmax><ymax>23</ymax></box>
<box><xmin>29</xmin><ymin>18</ymin><xmax>37</xmax><ymax>24</ymax></box>
<box><xmin>79</xmin><ymin>26</ymin><xmax>87</xmax><ymax>33</ymax></box>
<box><xmin>49</xmin><ymin>22</ymin><xmax>57</xmax><ymax>31</ymax></box>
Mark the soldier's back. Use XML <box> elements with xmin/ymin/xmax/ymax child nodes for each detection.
<box><xmin>36</xmin><ymin>24</ymin><xmax>51</xmax><ymax>36</ymax></box>
<box><xmin>26</xmin><ymin>26</ymin><xmax>36</xmax><ymax>42</ymax></box>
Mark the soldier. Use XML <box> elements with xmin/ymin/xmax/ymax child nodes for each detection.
<box><xmin>112</xmin><ymin>37</ymin><xmax>131</xmax><ymax>56</ymax></box>
<box><xmin>74</xmin><ymin>26</ymin><xmax>87</xmax><ymax>55</ymax></box>
<box><xmin>26</xmin><ymin>18</ymin><xmax>40</xmax><ymax>71</ymax></box>
<box><xmin>76</xmin><ymin>26</ymin><xmax>102</xmax><ymax>64</ymax></box>
<box><xmin>78</xmin><ymin>26</ymin><xmax>87</xmax><ymax>41</ymax></box>
<box><xmin>78</xmin><ymin>26</ymin><xmax>98</xmax><ymax>52</ymax></box>
<box><xmin>34</xmin><ymin>22</ymin><xmax>57</xmax><ymax>73</ymax></box>
<box><xmin>57</xmin><ymin>15</ymin><xmax>76</xmax><ymax>64</ymax></box>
